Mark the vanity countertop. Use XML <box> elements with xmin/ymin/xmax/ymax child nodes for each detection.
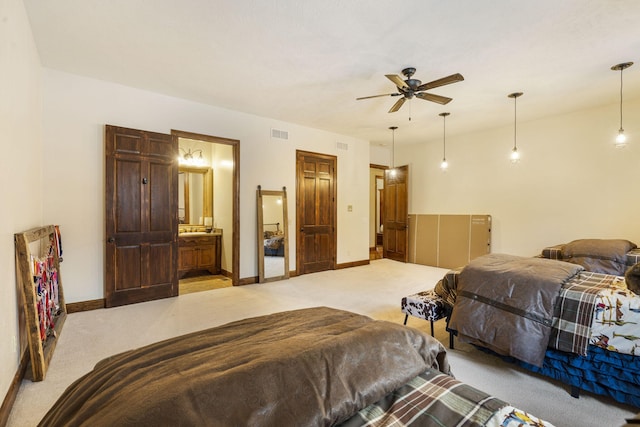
<box><xmin>178</xmin><ymin>227</ymin><xmax>222</xmax><ymax>236</ymax></box>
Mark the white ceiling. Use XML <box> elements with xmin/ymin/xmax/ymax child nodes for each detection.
<box><xmin>23</xmin><ymin>0</ymin><xmax>640</xmax><ymax>146</ymax></box>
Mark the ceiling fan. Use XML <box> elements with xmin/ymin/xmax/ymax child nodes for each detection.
<box><xmin>357</xmin><ymin>67</ymin><xmax>464</xmax><ymax>113</ymax></box>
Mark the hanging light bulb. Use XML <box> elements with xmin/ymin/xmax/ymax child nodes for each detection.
<box><xmin>508</xmin><ymin>92</ymin><xmax>523</xmax><ymax>163</ymax></box>
<box><xmin>611</xmin><ymin>62</ymin><xmax>633</xmax><ymax>148</ymax></box>
<box><xmin>389</xmin><ymin>126</ymin><xmax>398</xmax><ymax>176</ymax></box>
<box><xmin>439</xmin><ymin>112</ymin><xmax>450</xmax><ymax>171</ymax></box>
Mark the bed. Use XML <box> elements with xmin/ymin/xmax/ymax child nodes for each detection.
<box><xmin>39</xmin><ymin>307</ymin><xmax>553</xmax><ymax>426</ymax></box>
<box><xmin>263</xmin><ymin>225</ymin><xmax>285</xmax><ymax>257</ymax></box>
<box><xmin>436</xmin><ymin>247</ymin><xmax>640</xmax><ymax>408</ymax></box>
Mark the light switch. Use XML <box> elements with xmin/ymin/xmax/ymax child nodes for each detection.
<box><xmin>347</xmin><ymin>205</ymin><xmax>353</xmax><ymax>212</ymax></box>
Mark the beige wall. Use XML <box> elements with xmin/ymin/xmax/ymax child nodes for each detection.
<box><xmin>212</xmin><ymin>143</ymin><xmax>234</xmax><ymax>273</ymax></box>
<box><xmin>1</xmin><ymin>0</ymin><xmax>43</xmax><ymax>403</ymax></box>
<box><xmin>396</xmin><ymin>99</ymin><xmax>640</xmax><ymax>256</ymax></box>
<box><xmin>40</xmin><ymin>68</ymin><xmax>371</xmax><ymax>304</ymax></box>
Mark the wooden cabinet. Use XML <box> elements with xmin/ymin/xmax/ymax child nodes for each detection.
<box><xmin>178</xmin><ymin>233</ymin><xmax>221</xmax><ymax>278</ymax></box>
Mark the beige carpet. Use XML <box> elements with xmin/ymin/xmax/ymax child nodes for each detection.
<box><xmin>7</xmin><ymin>259</ymin><xmax>636</xmax><ymax>426</ymax></box>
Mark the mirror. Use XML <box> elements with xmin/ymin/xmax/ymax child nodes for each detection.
<box><xmin>178</xmin><ymin>166</ymin><xmax>213</xmax><ymax>226</ymax></box>
<box><xmin>257</xmin><ymin>186</ymin><xmax>289</xmax><ymax>283</ymax></box>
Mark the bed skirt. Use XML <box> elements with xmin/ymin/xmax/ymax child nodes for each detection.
<box><xmin>479</xmin><ymin>345</ymin><xmax>640</xmax><ymax>408</ymax></box>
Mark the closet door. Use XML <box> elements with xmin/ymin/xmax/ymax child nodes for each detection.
<box><xmin>296</xmin><ymin>151</ymin><xmax>337</xmax><ymax>275</ymax></box>
<box><xmin>105</xmin><ymin>125</ymin><xmax>178</xmax><ymax>307</ymax></box>
<box><xmin>384</xmin><ymin>165</ymin><xmax>409</xmax><ymax>262</ymax></box>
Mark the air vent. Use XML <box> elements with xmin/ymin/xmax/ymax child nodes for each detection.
<box><xmin>271</xmin><ymin>128</ymin><xmax>289</xmax><ymax>140</ymax></box>
<box><xmin>336</xmin><ymin>142</ymin><xmax>349</xmax><ymax>151</ymax></box>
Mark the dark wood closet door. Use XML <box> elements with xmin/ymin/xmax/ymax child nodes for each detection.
<box><xmin>105</xmin><ymin>125</ymin><xmax>178</xmax><ymax>307</ymax></box>
<box><xmin>384</xmin><ymin>165</ymin><xmax>409</xmax><ymax>262</ymax></box>
<box><xmin>296</xmin><ymin>151</ymin><xmax>336</xmax><ymax>275</ymax></box>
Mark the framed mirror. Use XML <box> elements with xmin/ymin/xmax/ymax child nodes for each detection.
<box><xmin>178</xmin><ymin>166</ymin><xmax>213</xmax><ymax>226</ymax></box>
<box><xmin>257</xmin><ymin>186</ymin><xmax>289</xmax><ymax>283</ymax></box>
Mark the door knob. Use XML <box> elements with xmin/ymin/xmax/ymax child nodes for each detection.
<box><xmin>107</xmin><ymin>237</ymin><xmax>115</xmax><ymax>243</ymax></box>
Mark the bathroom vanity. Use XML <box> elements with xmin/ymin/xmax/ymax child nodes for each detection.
<box><xmin>178</xmin><ymin>231</ymin><xmax>222</xmax><ymax>278</ymax></box>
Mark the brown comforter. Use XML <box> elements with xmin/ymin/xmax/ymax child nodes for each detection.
<box><xmin>40</xmin><ymin>307</ymin><xmax>449</xmax><ymax>427</ymax></box>
<box><xmin>448</xmin><ymin>254</ymin><xmax>583</xmax><ymax>366</ymax></box>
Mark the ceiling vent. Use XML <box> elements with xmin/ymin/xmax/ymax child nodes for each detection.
<box><xmin>271</xmin><ymin>128</ymin><xmax>289</xmax><ymax>140</ymax></box>
<box><xmin>336</xmin><ymin>142</ymin><xmax>349</xmax><ymax>151</ymax></box>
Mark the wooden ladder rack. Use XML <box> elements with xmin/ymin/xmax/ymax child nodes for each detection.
<box><xmin>15</xmin><ymin>225</ymin><xmax>67</xmax><ymax>381</ymax></box>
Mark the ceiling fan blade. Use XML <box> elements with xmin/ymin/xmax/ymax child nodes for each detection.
<box><xmin>385</xmin><ymin>74</ymin><xmax>409</xmax><ymax>89</ymax></box>
<box><xmin>356</xmin><ymin>93</ymin><xmax>397</xmax><ymax>100</ymax></box>
<box><xmin>388</xmin><ymin>97</ymin><xmax>407</xmax><ymax>113</ymax></box>
<box><xmin>417</xmin><ymin>73</ymin><xmax>464</xmax><ymax>91</ymax></box>
<box><xmin>415</xmin><ymin>92</ymin><xmax>452</xmax><ymax>105</ymax></box>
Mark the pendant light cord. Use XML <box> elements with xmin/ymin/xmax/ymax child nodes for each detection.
<box><xmin>443</xmin><ymin>115</ymin><xmax>447</xmax><ymax>159</ymax></box>
<box><xmin>389</xmin><ymin>126</ymin><xmax>397</xmax><ymax>169</ymax></box>
<box><xmin>619</xmin><ymin>68</ymin><xmax>624</xmax><ymax>130</ymax></box>
<box><xmin>392</xmin><ymin>130</ymin><xmax>395</xmax><ymax>168</ymax></box>
<box><xmin>513</xmin><ymin>96</ymin><xmax>518</xmax><ymax>150</ymax></box>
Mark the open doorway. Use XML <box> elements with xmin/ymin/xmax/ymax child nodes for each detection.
<box><xmin>370</xmin><ymin>164</ymin><xmax>386</xmax><ymax>260</ymax></box>
<box><xmin>173</xmin><ymin>130</ymin><xmax>240</xmax><ymax>294</ymax></box>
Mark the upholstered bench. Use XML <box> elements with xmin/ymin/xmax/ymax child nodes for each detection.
<box><xmin>401</xmin><ymin>290</ymin><xmax>454</xmax><ymax>348</ymax></box>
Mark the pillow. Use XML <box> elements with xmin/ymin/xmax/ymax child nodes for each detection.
<box><xmin>626</xmin><ymin>263</ymin><xmax>640</xmax><ymax>295</ymax></box>
<box><xmin>562</xmin><ymin>239</ymin><xmax>637</xmax><ymax>276</ymax></box>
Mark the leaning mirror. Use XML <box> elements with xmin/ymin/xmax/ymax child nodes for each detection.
<box><xmin>257</xmin><ymin>186</ymin><xmax>289</xmax><ymax>283</ymax></box>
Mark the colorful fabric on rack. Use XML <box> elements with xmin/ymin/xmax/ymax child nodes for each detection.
<box><xmin>31</xmin><ymin>232</ymin><xmax>61</xmax><ymax>341</ymax></box>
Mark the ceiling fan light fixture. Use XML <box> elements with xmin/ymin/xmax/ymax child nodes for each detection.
<box><xmin>357</xmin><ymin>67</ymin><xmax>464</xmax><ymax>114</ymax></box>
<box><xmin>508</xmin><ymin>92</ymin><xmax>523</xmax><ymax>164</ymax></box>
<box><xmin>611</xmin><ymin>62</ymin><xmax>633</xmax><ymax>148</ymax></box>
<box><xmin>439</xmin><ymin>112</ymin><xmax>450</xmax><ymax>171</ymax></box>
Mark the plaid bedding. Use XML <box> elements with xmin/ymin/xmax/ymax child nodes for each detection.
<box><xmin>550</xmin><ymin>271</ymin><xmax>621</xmax><ymax>356</ymax></box>
<box><xmin>340</xmin><ymin>369</ymin><xmax>554</xmax><ymax>427</ymax></box>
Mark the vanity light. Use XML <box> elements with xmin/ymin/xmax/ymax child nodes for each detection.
<box><xmin>439</xmin><ymin>112</ymin><xmax>450</xmax><ymax>171</ymax></box>
<box><xmin>508</xmin><ymin>92</ymin><xmax>523</xmax><ymax>163</ymax></box>
<box><xmin>179</xmin><ymin>147</ymin><xmax>205</xmax><ymax>166</ymax></box>
<box><xmin>611</xmin><ymin>62</ymin><xmax>633</xmax><ymax>148</ymax></box>
<box><xmin>389</xmin><ymin>126</ymin><xmax>398</xmax><ymax>177</ymax></box>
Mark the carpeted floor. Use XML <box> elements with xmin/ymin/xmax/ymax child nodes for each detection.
<box><xmin>7</xmin><ymin>259</ymin><xmax>636</xmax><ymax>426</ymax></box>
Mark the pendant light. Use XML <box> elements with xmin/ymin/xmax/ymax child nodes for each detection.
<box><xmin>611</xmin><ymin>62</ymin><xmax>633</xmax><ymax>147</ymax></box>
<box><xmin>508</xmin><ymin>92</ymin><xmax>523</xmax><ymax>163</ymax></box>
<box><xmin>389</xmin><ymin>126</ymin><xmax>398</xmax><ymax>176</ymax></box>
<box><xmin>439</xmin><ymin>112</ymin><xmax>450</xmax><ymax>171</ymax></box>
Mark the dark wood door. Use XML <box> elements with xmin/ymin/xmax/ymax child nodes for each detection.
<box><xmin>384</xmin><ymin>165</ymin><xmax>409</xmax><ymax>262</ymax></box>
<box><xmin>105</xmin><ymin>125</ymin><xmax>178</xmax><ymax>307</ymax></box>
<box><xmin>296</xmin><ymin>151</ymin><xmax>336</xmax><ymax>275</ymax></box>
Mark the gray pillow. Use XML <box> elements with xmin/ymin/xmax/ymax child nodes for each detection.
<box><xmin>562</xmin><ymin>239</ymin><xmax>637</xmax><ymax>276</ymax></box>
